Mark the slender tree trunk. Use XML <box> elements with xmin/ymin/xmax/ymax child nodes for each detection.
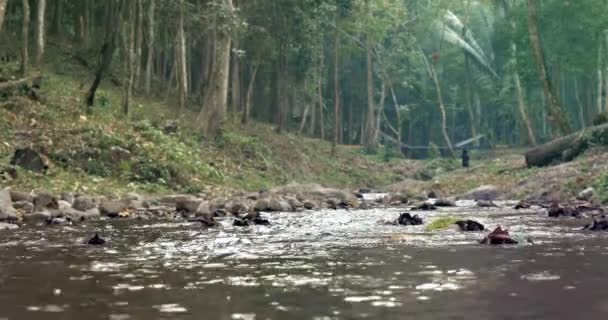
<box><xmin>318</xmin><ymin>49</ymin><xmax>325</xmax><ymax>140</ymax></box>
<box><xmin>144</xmin><ymin>0</ymin><xmax>156</xmax><ymax>95</ymax></box>
<box><xmin>526</xmin><ymin>0</ymin><xmax>572</xmax><ymax>135</ymax></box>
<box><xmin>122</xmin><ymin>0</ymin><xmax>135</xmax><ymax>117</ymax></box>
<box><xmin>598</xmin><ymin>37</ymin><xmax>603</xmax><ymax>114</ymax></box>
<box><xmin>134</xmin><ymin>0</ymin><xmax>143</xmax><ymax>89</ymax></box>
<box><xmin>309</xmin><ymin>77</ymin><xmax>316</xmax><ymax>136</ymax></box>
<box><xmin>197</xmin><ymin>0</ymin><xmax>233</xmax><ymax>137</ymax></box>
<box><xmin>20</xmin><ymin>0</ymin><xmax>30</xmax><ymax>77</ymax></box>
<box><xmin>574</xmin><ymin>77</ymin><xmax>586</xmax><ymax>129</ymax></box>
<box><xmin>332</xmin><ymin>31</ymin><xmax>340</xmax><ymax>155</ymax></box>
<box><xmin>299</xmin><ymin>79</ymin><xmax>309</xmax><ymax>134</ymax></box>
<box><xmin>429</xmin><ymin>63</ymin><xmax>454</xmax><ymax>156</ymax></box>
<box><xmin>231</xmin><ymin>43</ymin><xmax>241</xmax><ymax>113</ymax></box>
<box><xmin>604</xmin><ymin>31</ymin><xmax>608</xmax><ymax>113</ymax></box>
<box><xmin>364</xmin><ymin>41</ymin><xmax>376</xmax><ymax>152</ymax></box>
<box><xmin>0</xmin><ymin>0</ymin><xmax>8</xmax><ymax>33</ymax></box>
<box><xmin>35</xmin><ymin>0</ymin><xmax>46</xmax><ymax>65</ymax></box>
<box><xmin>177</xmin><ymin>0</ymin><xmax>188</xmax><ymax>114</ymax></box>
<box><xmin>389</xmin><ymin>83</ymin><xmax>403</xmax><ymax>155</ymax></box>
<box><xmin>86</xmin><ymin>1</ymin><xmax>122</xmax><ymax>110</ymax></box>
<box><xmin>242</xmin><ymin>63</ymin><xmax>258</xmax><ymax>124</ymax></box>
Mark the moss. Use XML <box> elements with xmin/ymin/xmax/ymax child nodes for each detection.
<box><xmin>426</xmin><ymin>217</ymin><xmax>462</xmax><ymax>231</ymax></box>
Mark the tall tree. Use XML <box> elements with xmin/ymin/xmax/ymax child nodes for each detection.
<box><xmin>177</xmin><ymin>0</ymin><xmax>188</xmax><ymax>114</ymax></box>
<box><xmin>21</xmin><ymin>0</ymin><xmax>30</xmax><ymax>77</ymax></box>
<box><xmin>35</xmin><ymin>0</ymin><xmax>46</xmax><ymax>65</ymax></box>
<box><xmin>0</xmin><ymin>0</ymin><xmax>7</xmax><ymax>33</ymax></box>
<box><xmin>122</xmin><ymin>0</ymin><xmax>136</xmax><ymax>116</ymax></box>
<box><xmin>332</xmin><ymin>30</ymin><xmax>340</xmax><ymax>155</ymax></box>
<box><xmin>526</xmin><ymin>0</ymin><xmax>572</xmax><ymax>135</ymax></box>
<box><xmin>144</xmin><ymin>0</ymin><xmax>156</xmax><ymax>95</ymax></box>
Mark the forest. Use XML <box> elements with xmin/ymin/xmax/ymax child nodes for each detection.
<box><xmin>3</xmin><ymin>0</ymin><xmax>608</xmax><ymax>159</ymax></box>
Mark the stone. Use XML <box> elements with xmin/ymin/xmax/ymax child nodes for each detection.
<box><xmin>577</xmin><ymin>188</ymin><xmax>595</xmax><ymax>201</ymax></box>
<box><xmin>233</xmin><ymin>218</ymin><xmax>250</xmax><ymax>227</ymax></box>
<box><xmin>123</xmin><ymin>192</ymin><xmax>143</xmax><ymax>202</ymax></box>
<box><xmin>73</xmin><ymin>196</ymin><xmax>96</xmax><ymax>211</ymax></box>
<box><xmin>476</xmin><ymin>200</ymin><xmax>498</xmax><ymax>208</ymax></box>
<box><xmin>24</xmin><ymin>211</ymin><xmax>52</xmax><ymax>223</ymax></box>
<box><xmin>0</xmin><ymin>188</ymin><xmax>18</xmax><ymax>221</ymax></box>
<box><xmin>57</xmin><ymin>200</ymin><xmax>72</xmax><ymax>210</ymax></box>
<box><xmin>48</xmin><ymin>217</ymin><xmax>69</xmax><ymax>226</ymax></box>
<box><xmin>226</xmin><ymin>201</ymin><xmax>249</xmax><ymax>215</ymax></box>
<box><xmin>175</xmin><ymin>196</ymin><xmax>202</xmax><ymax>213</ymax></box>
<box><xmin>10</xmin><ymin>147</ymin><xmax>49</xmax><ymax>173</ymax></box>
<box><xmin>60</xmin><ymin>192</ymin><xmax>75</xmax><ymax>205</ymax></box>
<box><xmin>13</xmin><ymin>201</ymin><xmax>34</xmax><ymax>214</ymax></box>
<box><xmin>411</xmin><ymin>202</ymin><xmax>437</xmax><ymax>211</ymax></box>
<box><xmin>455</xmin><ymin>220</ymin><xmax>485</xmax><ymax>232</ymax></box>
<box><xmin>33</xmin><ymin>191</ymin><xmax>58</xmax><ymax>212</ymax></box>
<box><xmin>99</xmin><ymin>200</ymin><xmax>127</xmax><ymax>218</ymax></box>
<box><xmin>195</xmin><ymin>202</ymin><xmax>212</xmax><ymax>217</ymax></box>
<box><xmin>87</xmin><ymin>234</ymin><xmax>106</xmax><ymax>245</ymax></box>
<box><xmin>303</xmin><ymin>201</ymin><xmax>316</xmax><ymax>210</ymax></box>
<box><xmin>382</xmin><ymin>193</ymin><xmax>408</xmax><ymax>206</ymax></box>
<box><xmin>0</xmin><ymin>222</ymin><xmax>19</xmax><ymax>230</ymax></box>
<box><xmin>83</xmin><ymin>208</ymin><xmax>101</xmax><ymax>220</ymax></box>
<box><xmin>9</xmin><ymin>190</ymin><xmax>33</xmax><ymax>203</ymax></box>
<box><xmin>584</xmin><ymin>215</ymin><xmax>608</xmax><ymax>231</ymax></box>
<box><xmin>254</xmin><ymin>199</ymin><xmax>270</xmax><ymax>212</ymax></box>
<box><xmin>461</xmin><ymin>185</ymin><xmax>502</xmax><ymax>201</ymax></box>
<box><xmin>480</xmin><ymin>227</ymin><xmax>518</xmax><ymax>245</ymax></box>
<box><xmin>397</xmin><ymin>213</ymin><xmax>423</xmax><ymax>226</ymax></box>
<box><xmin>434</xmin><ymin>198</ymin><xmax>456</xmax><ymax>207</ymax></box>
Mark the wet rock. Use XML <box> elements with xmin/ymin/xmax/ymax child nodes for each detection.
<box><xmin>13</xmin><ymin>201</ymin><xmax>34</xmax><ymax>214</ymax></box>
<box><xmin>353</xmin><ymin>192</ymin><xmax>364</xmax><ymax>199</ymax></box>
<box><xmin>72</xmin><ymin>196</ymin><xmax>96</xmax><ymax>212</ymax></box>
<box><xmin>434</xmin><ymin>198</ymin><xmax>456</xmax><ymax>207</ymax></box>
<box><xmin>188</xmin><ymin>216</ymin><xmax>217</xmax><ymax>228</ymax></box>
<box><xmin>253</xmin><ymin>199</ymin><xmax>270</xmax><ymax>212</ymax></box>
<box><xmin>427</xmin><ymin>191</ymin><xmax>440</xmax><ymax>199</ymax></box>
<box><xmin>9</xmin><ymin>190</ymin><xmax>33</xmax><ymax>203</ymax></box>
<box><xmin>99</xmin><ymin>200</ymin><xmax>127</xmax><ymax>218</ymax></box>
<box><xmin>47</xmin><ymin>217</ymin><xmax>69</xmax><ymax>226</ymax></box>
<box><xmin>577</xmin><ymin>188</ymin><xmax>595</xmax><ymax>201</ymax></box>
<box><xmin>397</xmin><ymin>213</ymin><xmax>423</xmax><ymax>226</ymax></box>
<box><xmin>455</xmin><ymin>220</ymin><xmax>485</xmax><ymax>232</ymax></box>
<box><xmin>226</xmin><ymin>201</ymin><xmax>249</xmax><ymax>215</ymax></box>
<box><xmin>87</xmin><ymin>233</ymin><xmax>106</xmax><ymax>245</ymax></box>
<box><xmin>514</xmin><ymin>200</ymin><xmax>532</xmax><ymax>210</ymax></box>
<box><xmin>123</xmin><ymin>192</ymin><xmax>143</xmax><ymax>202</ymax></box>
<box><xmin>382</xmin><ymin>193</ymin><xmax>409</xmax><ymax>206</ymax></box>
<box><xmin>10</xmin><ymin>147</ymin><xmax>49</xmax><ymax>173</ymax></box>
<box><xmin>252</xmin><ymin>216</ymin><xmax>271</xmax><ymax>226</ymax></box>
<box><xmin>175</xmin><ymin>196</ymin><xmax>202</xmax><ymax>213</ymax></box>
<box><xmin>24</xmin><ymin>211</ymin><xmax>52</xmax><ymax>223</ymax></box>
<box><xmin>0</xmin><ymin>188</ymin><xmax>18</xmax><ymax>221</ymax></box>
<box><xmin>358</xmin><ymin>188</ymin><xmax>372</xmax><ymax>194</ymax></box>
<box><xmin>233</xmin><ymin>218</ymin><xmax>249</xmax><ymax>227</ymax></box>
<box><xmin>584</xmin><ymin>215</ymin><xmax>608</xmax><ymax>231</ymax></box>
<box><xmin>33</xmin><ymin>191</ymin><xmax>58</xmax><ymax>212</ymax></box>
<box><xmin>480</xmin><ymin>227</ymin><xmax>518</xmax><ymax>245</ymax></box>
<box><xmin>461</xmin><ymin>185</ymin><xmax>502</xmax><ymax>201</ymax></box>
<box><xmin>547</xmin><ymin>202</ymin><xmax>583</xmax><ymax>218</ymax></box>
<box><xmin>0</xmin><ymin>222</ymin><xmax>19</xmax><ymax>230</ymax></box>
<box><xmin>60</xmin><ymin>207</ymin><xmax>87</xmax><ymax>223</ymax></box>
<box><xmin>83</xmin><ymin>207</ymin><xmax>101</xmax><ymax>220</ymax></box>
<box><xmin>411</xmin><ymin>202</ymin><xmax>437</xmax><ymax>211</ymax></box>
<box><xmin>60</xmin><ymin>192</ymin><xmax>75</xmax><ymax>205</ymax></box>
<box><xmin>303</xmin><ymin>201</ymin><xmax>316</xmax><ymax>210</ymax></box>
<box><xmin>195</xmin><ymin>202</ymin><xmax>212</xmax><ymax>217</ymax></box>
<box><xmin>476</xmin><ymin>200</ymin><xmax>498</xmax><ymax>208</ymax></box>
<box><xmin>285</xmin><ymin>197</ymin><xmax>303</xmax><ymax>211</ymax></box>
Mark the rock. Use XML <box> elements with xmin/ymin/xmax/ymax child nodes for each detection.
<box><xmin>397</xmin><ymin>213</ymin><xmax>423</xmax><ymax>226</ymax></box>
<box><xmin>209</xmin><ymin>197</ymin><xmax>228</xmax><ymax>210</ymax></box>
<box><xmin>60</xmin><ymin>192</ymin><xmax>75</xmax><ymax>205</ymax></box>
<box><xmin>358</xmin><ymin>188</ymin><xmax>372</xmax><ymax>194</ymax></box>
<box><xmin>60</xmin><ymin>207</ymin><xmax>87</xmax><ymax>223</ymax></box>
<box><xmin>514</xmin><ymin>200</ymin><xmax>532</xmax><ymax>210</ymax></box>
<box><xmin>354</xmin><ymin>192</ymin><xmax>364</xmax><ymax>199</ymax></box>
<box><xmin>461</xmin><ymin>185</ymin><xmax>502</xmax><ymax>201</ymax></box>
<box><xmin>188</xmin><ymin>216</ymin><xmax>217</xmax><ymax>228</ymax></box>
<box><xmin>9</xmin><ymin>190</ymin><xmax>33</xmax><ymax>203</ymax></box>
<box><xmin>547</xmin><ymin>202</ymin><xmax>580</xmax><ymax>218</ymax></box>
<box><xmin>268</xmin><ymin>198</ymin><xmax>284</xmax><ymax>212</ymax></box>
<box><xmin>427</xmin><ymin>191</ymin><xmax>441</xmax><ymax>199</ymax></box>
<box><xmin>434</xmin><ymin>198</ymin><xmax>456</xmax><ymax>207</ymax></box>
<box><xmin>13</xmin><ymin>201</ymin><xmax>34</xmax><ymax>214</ymax></box>
<box><xmin>226</xmin><ymin>201</ymin><xmax>249</xmax><ymax>215</ymax></box>
<box><xmin>584</xmin><ymin>215</ymin><xmax>608</xmax><ymax>231</ymax></box>
<box><xmin>577</xmin><ymin>188</ymin><xmax>595</xmax><ymax>201</ymax></box>
<box><xmin>47</xmin><ymin>217</ymin><xmax>69</xmax><ymax>226</ymax></box>
<box><xmin>195</xmin><ymin>202</ymin><xmax>212</xmax><ymax>217</ymax></box>
<box><xmin>99</xmin><ymin>200</ymin><xmax>127</xmax><ymax>218</ymax></box>
<box><xmin>175</xmin><ymin>196</ymin><xmax>202</xmax><ymax>213</ymax></box>
<box><xmin>480</xmin><ymin>227</ymin><xmax>518</xmax><ymax>245</ymax></box>
<box><xmin>72</xmin><ymin>196</ymin><xmax>96</xmax><ymax>211</ymax></box>
<box><xmin>10</xmin><ymin>147</ymin><xmax>49</xmax><ymax>173</ymax></box>
<box><xmin>83</xmin><ymin>207</ymin><xmax>101</xmax><ymax>220</ymax></box>
<box><xmin>303</xmin><ymin>201</ymin><xmax>316</xmax><ymax>210</ymax></box>
<box><xmin>33</xmin><ymin>191</ymin><xmax>58</xmax><ymax>212</ymax></box>
<box><xmin>455</xmin><ymin>220</ymin><xmax>485</xmax><ymax>232</ymax></box>
<box><xmin>285</xmin><ymin>197</ymin><xmax>303</xmax><ymax>210</ymax></box>
<box><xmin>382</xmin><ymin>193</ymin><xmax>409</xmax><ymax>206</ymax></box>
<box><xmin>57</xmin><ymin>200</ymin><xmax>72</xmax><ymax>210</ymax></box>
<box><xmin>24</xmin><ymin>211</ymin><xmax>52</xmax><ymax>223</ymax></box>
<box><xmin>109</xmin><ymin>146</ymin><xmax>131</xmax><ymax>162</ymax></box>
<box><xmin>0</xmin><ymin>222</ymin><xmax>18</xmax><ymax>230</ymax></box>
<box><xmin>254</xmin><ymin>199</ymin><xmax>270</xmax><ymax>211</ymax></box>
<box><xmin>0</xmin><ymin>188</ymin><xmax>18</xmax><ymax>221</ymax></box>
<box><xmin>87</xmin><ymin>234</ymin><xmax>106</xmax><ymax>245</ymax></box>
<box><xmin>233</xmin><ymin>218</ymin><xmax>249</xmax><ymax>227</ymax></box>
<box><xmin>411</xmin><ymin>202</ymin><xmax>437</xmax><ymax>211</ymax></box>
<box><xmin>476</xmin><ymin>200</ymin><xmax>498</xmax><ymax>208</ymax></box>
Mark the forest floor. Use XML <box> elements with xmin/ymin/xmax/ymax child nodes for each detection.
<box><xmin>1</xmin><ymin>59</ymin><xmax>606</xmax><ymax>203</ymax></box>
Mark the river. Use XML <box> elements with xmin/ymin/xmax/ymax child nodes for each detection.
<box><xmin>1</xmin><ymin>198</ymin><xmax>607</xmax><ymax>319</ymax></box>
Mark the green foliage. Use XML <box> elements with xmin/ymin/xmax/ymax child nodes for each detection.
<box><xmin>426</xmin><ymin>217</ymin><xmax>462</xmax><ymax>231</ymax></box>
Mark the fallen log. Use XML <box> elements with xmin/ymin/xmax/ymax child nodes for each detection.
<box><xmin>0</xmin><ymin>75</ymin><xmax>43</xmax><ymax>99</ymax></box>
<box><xmin>525</xmin><ymin>123</ymin><xmax>608</xmax><ymax>167</ymax></box>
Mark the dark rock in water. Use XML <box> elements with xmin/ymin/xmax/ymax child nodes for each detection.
<box><xmin>547</xmin><ymin>202</ymin><xmax>581</xmax><ymax>218</ymax></box>
<box><xmin>359</xmin><ymin>188</ymin><xmax>372</xmax><ymax>194</ymax></box>
<box><xmin>188</xmin><ymin>216</ymin><xmax>217</xmax><ymax>228</ymax></box>
<box><xmin>252</xmin><ymin>216</ymin><xmax>270</xmax><ymax>226</ymax></box>
<box><xmin>233</xmin><ymin>218</ymin><xmax>249</xmax><ymax>227</ymax></box>
<box><xmin>514</xmin><ymin>200</ymin><xmax>532</xmax><ymax>210</ymax></box>
<box><xmin>584</xmin><ymin>215</ymin><xmax>608</xmax><ymax>231</ymax></box>
<box><xmin>427</xmin><ymin>191</ymin><xmax>440</xmax><ymax>199</ymax></box>
<box><xmin>480</xmin><ymin>227</ymin><xmax>518</xmax><ymax>245</ymax></box>
<box><xmin>303</xmin><ymin>201</ymin><xmax>316</xmax><ymax>210</ymax></box>
<box><xmin>87</xmin><ymin>233</ymin><xmax>106</xmax><ymax>245</ymax></box>
<box><xmin>397</xmin><ymin>213</ymin><xmax>423</xmax><ymax>226</ymax></box>
<box><xmin>411</xmin><ymin>202</ymin><xmax>437</xmax><ymax>211</ymax></box>
<box><xmin>455</xmin><ymin>220</ymin><xmax>485</xmax><ymax>232</ymax></box>
<box><xmin>354</xmin><ymin>192</ymin><xmax>364</xmax><ymax>199</ymax></box>
<box><xmin>46</xmin><ymin>217</ymin><xmax>69</xmax><ymax>226</ymax></box>
<box><xmin>435</xmin><ymin>198</ymin><xmax>456</xmax><ymax>207</ymax></box>
<box><xmin>476</xmin><ymin>200</ymin><xmax>498</xmax><ymax>208</ymax></box>
<box><xmin>10</xmin><ymin>148</ymin><xmax>49</xmax><ymax>173</ymax></box>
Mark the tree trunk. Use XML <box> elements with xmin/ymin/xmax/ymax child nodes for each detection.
<box><xmin>177</xmin><ymin>0</ymin><xmax>188</xmax><ymax>114</ymax></box>
<box><xmin>0</xmin><ymin>0</ymin><xmax>8</xmax><ymax>33</ymax></box>
<box><xmin>332</xmin><ymin>31</ymin><xmax>340</xmax><ymax>155</ymax></box>
<box><xmin>86</xmin><ymin>1</ymin><xmax>122</xmax><ymax>110</ymax></box>
<box><xmin>35</xmin><ymin>0</ymin><xmax>46</xmax><ymax>65</ymax></box>
<box><xmin>574</xmin><ymin>77</ymin><xmax>586</xmax><ymax>129</ymax></box>
<box><xmin>241</xmin><ymin>63</ymin><xmax>258</xmax><ymax>124</ymax></box>
<box><xmin>144</xmin><ymin>0</ymin><xmax>155</xmax><ymax>95</ymax></box>
<box><xmin>318</xmin><ymin>50</ymin><xmax>325</xmax><ymax>140</ymax></box>
<box><xmin>20</xmin><ymin>0</ymin><xmax>30</xmax><ymax>77</ymax></box>
<box><xmin>122</xmin><ymin>0</ymin><xmax>135</xmax><ymax>117</ymax></box>
<box><xmin>597</xmin><ymin>38</ymin><xmax>603</xmax><ymax>114</ymax></box>
<box><xmin>604</xmin><ymin>31</ymin><xmax>608</xmax><ymax>113</ymax></box>
<box><xmin>197</xmin><ymin>0</ymin><xmax>233</xmax><ymax>137</ymax></box>
<box><xmin>526</xmin><ymin>0</ymin><xmax>572</xmax><ymax>135</ymax></box>
<box><xmin>389</xmin><ymin>82</ymin><xmax>403</xmax><ymax>155</ymax></box>
<box><xmin>231</xmin><ymin>43</ymin><xmax>241</xmax><ymax>113</ymax></box>
<box><xmin>363</xmin><ymin>42</ymin><xmax>376</xmax><ymax>152</ymax></box>
<box><xmin>134</xmin><ymin>0</ymin><xmax>143</xmax><ymax>89</ymax></box>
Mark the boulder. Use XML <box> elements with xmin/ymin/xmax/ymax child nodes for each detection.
<box><xmin>195</xmin><ymin>202</ymin><xmax>212</xmax><ymax>217</ymax></box>
<box><xmin>123</xmin><ymin>192</ymin><xmax>143</xmax><ymax>202</ymax></box>
<box><xmin>0</xmin><ymin>188</ymin><xmax>18</xmax><ymax>221</ymax></box>
<box><xmin>285</xmin><ymin>197</ymin><xmax>303</xmax><ymax>210</ymax></box>
<box><xmin>9</xmin><ymin>190</ymin><xmax>33</xmax><ymax>203</ymax></box>
<box><xmin>461</xmin><ymin>185</ymin><xmax>502</xmax><ymax>201</ymax></box>
<box><xmin>480</xmin><ymin>227</ymin><xmax>518</xmax><ymax>245</ymax></box>
<box><xmin>175</xmin><ymin>196</ymin><xmax>202</xmax><ymax>213</ymax></box>
<box><xmin>33</xmin><ymin>191</ymin><xmax>58</xmax><ymax>212</ymax></box>
<box><xmin>397</xmin><ymin>213</ymin><xmax>423</xmax><ymax>226</ymax></box>
<box><xmin>83</xmin><ymin>207</ymin><xmax>101</xmax><ymax>220</ymax></box>
<box><xmin>382</xmin><ymin>193</ymin><xmax>409</xmax><ymax>206</ymax></box>
<box><xmin>434</xmin><ymin>198</ymin><xmax>456</xmax><ymax>207</ymax></box>
<box><xmin>476</xmin><ymin>200</ymin><xmax>498</xmax><ymax>208</ymax></box>
<box><xmin>584</xmin><ymin>215</ymin><xmax>608</xmax><ymax>231</ymax></box>
<box><xmin>57</xmin><ymin>200</ymin><xmax>72</xmax><ymax>211</ymax></box>
<box><xmin>577</xmin><ymin>188</ymin><xmax>595</xmax><ymax>201</ymax></box>
<box><xmin>13</xmin><ymin>201</ymin><xmax>34</xmax><ymax>214</ymax></box>
<box><xmin>10</xmin><ymin>147</ymin><xmax>49</xmax><ymax>173</ymax></box>
<box><xmin>411</xmin><ymin>202</ymin><xmax>437</xmax><ymax>211</ymax></box>
<box><xmin>73</xmin><ymin>196</ymin><xmax>96</xmax><ymax>212</ymax></box>
<box><xmin>47</xmin><ymin>217</ymin><xmax>69</xmax><ymax>226</ymax></box>
<box><xmin>60</xmin><ymin>192</ymin><xmax>75</xmax><ymax>205</ymax></box>
<box><xmin>455</xmin><ymin>220</ymin><xmax>485</xmax><ymax>232</ymax></box>
<box><xmin>267</xmin><ymin>199</ymin><xmax>292</xmax><ymax>212</ymax></box>
<box><xmin>226</xmin><ymin>201</ymin><xmax>249</xmax><ymax>215</ymax></box>
<box><xmin>254</xmin><ymin>199</ymin><xmax>270</xmax><ymax>212</ymax></box>
<box><xmin>24</xmin><ymin>211</ymin><xmax>52</xmax><ymax>223</ymax></box>
<box><xmin>303</xmin><ymin>201</ymin><xmax>317</xmax><ymax>210</ymax></box>
<box><xmin>99</xmin><ymin>200</ymin><xmax>128</xmax><ymax>218</ymax></box>
<box><xmin>0</xmin><ymin>222</ymin><xmax>19</xmax><ymax>230</ymax></box>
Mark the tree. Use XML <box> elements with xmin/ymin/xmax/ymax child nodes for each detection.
<box><xmin>144</xmin><ymin>0</ymin><xmax>156</xmax><ymax>95</ymax></box>
<box><xmin>177</xmin><ymin>0</ymin><xmax>188</xmax><ymax>114</ymax></box>
<box><xmin>21</xmin><ymin>0</ymin><xmax>30</xmax><ymax>77</ymax></box>
<box><xmin>122</xmin><ymin>0</ymin><xmax>136</xmax><ymax>116</ymax></box>
<box><xmin>35</xmin><ymin>0</ymin><xmax>46</xmax><ymax>65</ymax></box>
<box><xmin>0</xmin><ymin>0</ymin><xmax>7</xmax><ymax>33</ymax></box>
<box><xmin>526</xmin><ymin>0</ymin><xmax>572</xmax><ymax>135</ymax></box>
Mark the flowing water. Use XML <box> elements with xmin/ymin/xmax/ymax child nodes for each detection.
<box><xmin>1</xmin><ymin>198</ymin><xmax>608</xmax><ymax>320</ymax></box>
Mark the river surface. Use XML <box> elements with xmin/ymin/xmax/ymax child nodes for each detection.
<box><xmin>1</xmin><ymin>198</ymin><xmax>608</xmax><ymax>320</ymax></box>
